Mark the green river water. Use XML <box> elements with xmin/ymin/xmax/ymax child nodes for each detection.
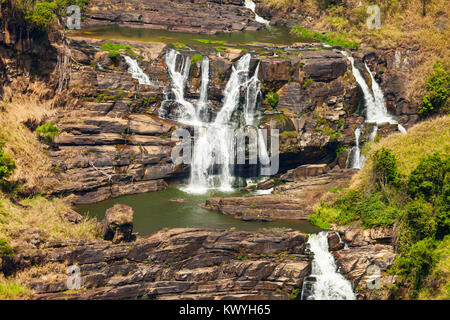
<box><xmin>76</xmin><ymin>185</ymin><xmax>320</xmax><ymax>236</ymax></box>
<box><xmin>70</xmin><ymin>25</ymin><xmax>302</xmax><ymax>47</ymax></box>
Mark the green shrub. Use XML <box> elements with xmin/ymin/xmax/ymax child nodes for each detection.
<box><xmin>0</xmin><ymin>239</ymin><xmax>14</xmax><ymax>258</ymax></box>
<box><xmin>172</xmin><ymin>42</ymin><xmax>186</xmax><ymax>51</ymax></box>
<box><xmin>303</xmin><ymin>77</ymin><xmax>315</xmax><ymax>89</ymax></box>
<box><xmin>0</xmin><ymin>143</ymin><xmax>16</xmax><ymax>184</ymax></box>
<box><xmin>265</xmin><ymin>92</ymin><xmax>279</xmax><ymax>108</ymax></box>
<box><xmin>392</xmin><ymin>237</ymin><xmax>438</xmax><ymax>296</ymax></box>
<box><xmin>406</xmin><ymin>199</ymin><xmax>437</xmax><ymax>239</ymax></box>
<box><xmin>25</xmin><ymin>2</ymin><xmax>56</xmax><ymax>30</ymax></box>
<box><xmin>373</xmin><ymin>147</ymin><xmax>401</xmax><ymax>188</ymax></box>
<box><xmin>190</xmin><ymin>53</ymin><xmax>203</xmax><ymax>66</ymax></box>
<box><xmin>419</xmin><ymin>62</ymin><xmax>449</xmax><ymax>118</ymax></box>
<box><xmin>36</xmin><ymin>122</ymin><xmax>60</xmax><ymax>144</ymax></box>
<box><xmin>407</xmin><ymin>152</ymin><xmax>449</xmax><ymax>201</ymax></box>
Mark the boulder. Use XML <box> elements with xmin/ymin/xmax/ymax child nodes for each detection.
<box><xmin>327</xmin><ymin>232</ymin><xmax>344</xmax><ymax>251</ymax></box>
<box><xmin>64</xmin><ymin>209</ymin><xmax>84</xmax><ymax>224</ymax></box>
<box><xmin>102</xmin><ymin>204</ymin><xmax>134</xmax><ymax>243</ymax></box>
<box><xmin>257</xmin><ymin>179</ymin><xmax>275</xmax><ymax>190</ymax></box>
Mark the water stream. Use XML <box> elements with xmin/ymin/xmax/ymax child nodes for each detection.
<box><xmin>303</xmin><ymin>232</ymin><xmax>356</xmax><ymax>300</ymax></box>
<box><xmin>341</xmin><ymin>51</ymin><xmax>406</xmax><ymax>168</ymax></box>
<box><xmin>123</xmin><ymin>55</ymin><xmax>156</xmax><ymax>86</ymax></box>
<box><xmin>244</xmin><ymin>0</ymin><xmax>270</xmax><ymax>25</ymax></box>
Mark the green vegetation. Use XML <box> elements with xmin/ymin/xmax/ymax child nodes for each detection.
<box><xmin>303</xmin><ymin>77</ymin><xmax>315</xmax><ymax>89</ymax></box>
<box><xmin>172</xmin><ymin>42</ymin><xmax>186</xmax><ymax>51</ymax></box>
<box><xmin>309</xmin><ymin>116</ymin><xmax>450</xmax><ymax>299</ymax></box>
<box><xmin>0</xmin><ymin>238</ymin><xmax>14</xmax><ymax>258</ymax></box>
<box><xmin>265</xmin><ymin>92</ymin><xmax>279</xmax><ymax>108</ymax></box>
<box><xmin>0</xmin><ymin>142</ymin><xmax>16</xmax><ymax>187</ymax></box>
<box><xmin>190</xmin><ymin>53</ymin><xmax>203</xmax><ymax>66</ymax></box>
<box><xmin>100</xmin><ymin>41</ymin><xmax>137</xmax><ymax>61</ymax></box>
<box><xmin>291</xmin><ymin>25</ymin><xmax>359</xmax><ymax>49</ymax></box>
<box><xmin>0</xmin><ymin>280</ymin><xmax>32</xmax><ymax>300</ymax></box>
<box><xmin>36</xmin><ymin>122</ymin><xmax>60</xmax><ymax>144</ymax></box>
<box><xmin>13</xmin><ymin>0</ymin><xmax>89</xmax><ymax>31</ymax></box>
<box><xmin>193</xmin><ymin>39</ymin><xmax>227</xmax><ymax>46</ymax></box>
<box><xmin>419</xmin><ymin>62</ymin><xmax>449</xmax><ymax>118</ymax></box>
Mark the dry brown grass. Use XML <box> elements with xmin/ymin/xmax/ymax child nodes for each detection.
<box><xmin>0</xmin><ymin>97</ymin><xmax>56</xmax><ymax>192</ymax></box>
<box><xmin>0</xmin><ymin>194</ymin><xmax>101</xmax><ymax>252</ymax></box>
<box><xmin>352</xmin><ymin>115</ymin><xmax>450</xmax><ymax>189</ymax></box>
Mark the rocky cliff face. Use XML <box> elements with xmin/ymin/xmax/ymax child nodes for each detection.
<box><xmin>37</xmin><ymin>35</ymin><xmax>366</xmax><ymax>203</ymax></box>
<box><xmin>0</xmin><ymin>2</ymin><xmax>63</xmax><ymax>100</ymax></box>
<box><xmin>82</xmin><ymin>0</ymin><xmax>262</xmax><ymax>34</ymax></box>
<box><xmin>22</xmin><ymin>228</ymin><xmax>310</xmax><ymax>300</ymax></box>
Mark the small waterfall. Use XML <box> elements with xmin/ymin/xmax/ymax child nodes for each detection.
<box><xmin>304</xmin><ymin>232</ymin><xmax>356</xmax><ymax>300</ymax></box>
<box><xmin>350</xmin><ymin>127</ymin><xmax>364</xmax><ymax>169</ymax></box>
<box><xmin>341</xmin><ymin>51</ymin><xmax>406</xmax><ymax>169</ymax></box>
<box><xmin>162</xmin><ymin>50</ymin><xmax>198</xmax><ymax>124</ymax></box>
<box><xmin>196</xmin><ymin>56</ymin><xmax>210</xmax><ymax>120</ymax></box>
<box><xmin>244</xmin><ymin>0</ymin><xmax>270</xmax><ymax>25</ymax></box>
<box><xmin>123</xmin><ymin>55</ymin><xmax>155</xmax><ymax>86</ymax></box>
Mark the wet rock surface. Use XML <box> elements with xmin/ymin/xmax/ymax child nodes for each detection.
<box><xmin>205</xmin><ymin>167</ymin><xmax>358</xmax><ymax>221</ymax></box>
<box><xmin>330</xmin><ymin>224</ymin><xmax>397</xmax><ymax>300</ymax></box>
<box><xmin>29</xmin><ymin>228</ymin><xmax>310</xmax><ymax>300</ymax></box>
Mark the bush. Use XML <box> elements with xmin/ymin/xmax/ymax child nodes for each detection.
<box><xmin>407</xmin><ymin>153</ymin><xmax>449</xmax><ymax>201</ymax></box>
<box><xmin>0</xmin><ymin>143</ymin><xmax>16</xmax><ymax>185</ymax></box>
<box><xmin>36</xmin><ymin>122</ymin><xmax>60</xmax><ymax>144</ymax></box>
<box><xmin>392</xmin><ymin>237</ymin><xmax>438</xmax><ymax>296</ymax></box>
<box><xmin>419</xmin><ymin>62</ymin><xmax>449</xmax><ymax>118</ymax></box>
<box><xmin>0</xmin><ymin>239</ymin><xmax>14</xmax><ymax>258</ymax></box>
<box><xmin>190</xmin><ymin>53</ymin><xmax>203</xmax><ymax>66</ymax></box>
<box><xmin>373</xmin><ymin>147</ymin><xmax>401</xmax><ymax>188</ymax></box>
<box><xmin>265</xmin><ymin>92</ymin><xmax>279</xmax><ymax>108</ymax></box>
<box><xmin>25</xmin><ymin>2</ymin><xmax>56</xmax><ymax>31</ymax></box>
<box><xmin>406</xmin><ymin>199</ymin><xmax>437</xmax><ymax>240</ymax></box>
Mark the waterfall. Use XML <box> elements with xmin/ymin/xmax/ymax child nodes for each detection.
<box><xmin>304</xmin><ymin>232</ymin><xmax>356</xmax><ymax>300</ymax></box>
<box><xmin>341</xmin><ymin>51</ymin><xmax>406</xmax><ymax>168</ymax></box>
<box><xmin>162</xmin><ymin>49</ymin><xmax>266</xmax><ymax>193</ymax></box>
<box><xmin>196</xmin><ymin>56</ymin><xmax>210</xmax><ymax>120</ymax></box>
<box><xmin>123</xmin><ymin>55</ymin><xmax>155</xmax><ymax>86</ymax></box>
<box><xmin>350</xmin><ymin>127</ymin><xmax>364</xmax><ymax>169</ymax></box>
<box><xmin>162</xmin><ymin>50</ymin><xmax>199</xmax><ymax>124</ymax></box>
<box><xmin>244</xmin><ymin>0</ymin><xmax>270</xmax><ymax>25</ymax></box>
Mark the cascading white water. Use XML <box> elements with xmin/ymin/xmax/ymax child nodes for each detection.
<box><xmin>123</xmin><ymin>55</ymin><xmax>155</xmax><ymax>86</ymax></box>
<box><xmin>306</xmin><ymin>232</ymin><xmax>356</xmax><ymax>300</ymax></box>
<box><xmin>350</xmin><ymin>127</ymin><xmax>364</xmax><ymax>169</ymax></box>
<box><xmin>162</xmin><ymin>49</ymin><xmax>266</xmax><ymax>193</ymax></box>
<box><xmin>187</xmin><ymin>54</ymin><xmax>253</xmax><ymax>193</ymax></box>
<box><xmin>162</xmin><ymin>50</ymin><xmax>198</xmax><ymax>124</ymax></box>
<box><xmin>196</xmin><ymin>56</ymin><xmax>210</xmax><ymax>120</ymax></box>
<box><xmin>341</xmin><ymin>51</ymin><xmax>406</xmax><ymax>168</ymax></box>
<box><xmin>244</xmin><ymin>0</ymin><xmax>270</xmax><ymax>25</ymax></box>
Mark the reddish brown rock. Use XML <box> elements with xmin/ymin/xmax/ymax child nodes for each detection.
<box><xmin>102</xmin><ymin>204</ymin><xmax>135</xmax><ymax>243</ymax></box>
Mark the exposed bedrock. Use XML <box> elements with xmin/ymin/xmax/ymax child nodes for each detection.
<box><xmin>24</xmin><ymin>228</ymin><xmax>311</xmax><ymax>300</ymax></box>
<box><xmin>2</xmin><ymin>29</ymin><xmax>420</xmax><ymax>202</ymax></box>
<box><xmin>82</xmin><ymin>0</ymin><xmax>263</xmax><ymax>34</ymax></box>
<box><xmin>331</xmin><ymin>224</ymin><xmax>397</xmax><ymax>300</ymax></box>
<box><xmin>204</xmin><ymin>167</ymin><xmax>358</xmax><ymax>221</ymax></box>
